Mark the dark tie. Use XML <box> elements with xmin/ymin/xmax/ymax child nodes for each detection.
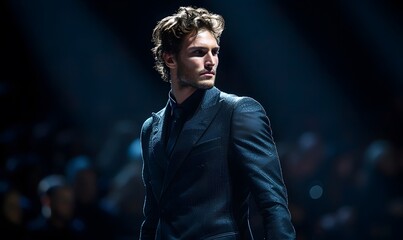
<box><xmin>166</xmin><ymin>106</ymin><xmax>184</xmax><ymax>157</ymax></box>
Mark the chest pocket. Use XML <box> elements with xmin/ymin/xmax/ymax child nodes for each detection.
<box><xmin>189</xmin><ymin>137</ymin><xmax>221</xmax><ymax>157</ymax></box>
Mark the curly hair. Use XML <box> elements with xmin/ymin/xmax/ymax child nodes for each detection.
<box><xmin>151</xmin><ymin>6</ymin><xmax>225</xmax><ymax>82</ymax></box>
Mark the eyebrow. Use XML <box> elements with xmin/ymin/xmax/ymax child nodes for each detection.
<box><xmin>188</xmin><ymin>46</ymin><xmax>220</xmax><ymax>51</ymax></box>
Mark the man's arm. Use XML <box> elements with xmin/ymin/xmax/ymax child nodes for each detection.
<box><xmin>139</xmin><ymin>168</ymin><xmax>159</xmax><ymax>239</ymax></box>
<box><xmin>230</xmin><ymin>97</ymin><xmax>296</xmax><ymax>240</ymax></box>
<box><xmin>139</xmin><ymin>118</ymin><xmax>159</xmax><ymax>240</ymax></box>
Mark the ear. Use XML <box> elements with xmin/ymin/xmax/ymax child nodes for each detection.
<box><xmin>163</xmin><ymin>52</ymin><xmax>176</xmax><ymax>69</ymax></box>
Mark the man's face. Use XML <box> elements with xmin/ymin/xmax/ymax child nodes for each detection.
<box><xmin>50</xmin><ymin>187</ymin><xmax>74</xmax><ymax>221</ymax></box>
<box><xmin>173</xmin><ymin>29</ymin><xmax>220</xmax><ymax>90</ymax></box>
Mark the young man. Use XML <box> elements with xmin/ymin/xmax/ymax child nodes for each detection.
<box><xmin>140</xmin><ymin>6</ymin><xmax>296</xmax><ymax>239</ymax></box>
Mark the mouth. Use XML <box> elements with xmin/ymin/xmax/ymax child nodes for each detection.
<box><xmin>200</xmin><ymin>71</ymin><xmax>215</xmax><ymax>77</ymax></box>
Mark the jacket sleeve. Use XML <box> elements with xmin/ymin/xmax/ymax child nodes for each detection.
<box><xmin>139</xmin><ymin>118</ymin><xmax>159</xmax><ymax>240</ymax></box>
<box><xmin>230</xmin><ymin>97</ymin><xmax>296</xmax><ymax>240</ymax></box>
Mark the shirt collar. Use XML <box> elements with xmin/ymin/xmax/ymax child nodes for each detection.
<box><xmin>168</xmin><ymin>89</ymin><xmax>206</xmax><ymax>118</ymax></box>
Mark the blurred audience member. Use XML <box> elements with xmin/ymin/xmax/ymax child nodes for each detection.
<box><xmin>283</xmin><ymin>131</ymin><xmax>331</xmax><ymax>239</ymax></box>
<box><xmin>101</xmin><ymin>137</ymin><xmax>144</xmax><ymax>240</ymax></box>
<box><xmin>0</xmin><ymin>182</ymin><xmax>27</xmax><ymax>239</ymax></box>
<box><xmin>26</xmin><ymin>174</ymin><xmax>86</xmax><ymax>240</ymax></box>
<box><xmin>4</xmin><ymin>153</ymin><xmax>44</xmax><ymax>222</ymax></box>
<box><xmin>96</xmin><ymin>119</ymin><xmax>139</xmax><ymax>179</ymax></box>
<box><xmin>315</xmin><ymin>150</ymin><xmax>361</xmax><ymax>239</ymax></box>
<box><xmin>357</xmin><ymin>139</ymin><xmax>403</xmax><ymax>239</ymax></box>
<box><xmin>66</xmin><ymin>155</ymin><xmax>118</xmax><ymax>239</ymax></box>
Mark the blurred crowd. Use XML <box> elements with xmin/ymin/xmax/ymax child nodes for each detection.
<box><xmin>0</xmin><ymin>117</ymin><xmax>402</xmax><ymax>240</ymax></box>
<box><xmin>252</xmin><ymin>131</ymin><xmax>403</xmax><ymax>240</ymax></box>
<box><xmin>0</xmin><ymin>119</ymin><xmax>144</xmax><ymax>240</ymax></box>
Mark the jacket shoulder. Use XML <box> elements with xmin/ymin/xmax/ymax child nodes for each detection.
<box><xmin>141</xmin><ymin>116</ymin><xmax>153</xmax><ymax>132</ymax></box>
<box><xmin>219</xmin><ymin>91</ymin><xmax>242</xmax><ymax>107</ymax></box>
<box><xmin>220</xmin><ymin>91</ymin><xmax>264</xmax><ymax>111</ymax></box>
<box><xmin>141</xmin><ymin>106</ymin><xmax>165</xmax><ymax>131</ymax></box>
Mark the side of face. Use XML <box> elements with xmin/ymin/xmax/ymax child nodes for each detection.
<box><xmin>2</xmin><ymin>190</ymin><xmax>22</xmax><ymax>224</ymax></box>
<box><xmin>165</xmin><ymin>29</ymin><xmax>220</xmax><ymax>90</ymax></box>
<box><xmin>50</xmin><ymin>186</ymin><xmax>75</xmax><ymax>221</ymax></box>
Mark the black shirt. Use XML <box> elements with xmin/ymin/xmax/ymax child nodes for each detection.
<box><xmin>165</xmin><ymin>89</ymin><xmax>206</xmax><ymax>149</ymax></box>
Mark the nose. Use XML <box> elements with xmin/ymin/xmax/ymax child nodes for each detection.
<box><xmin>205</xmin><ymin>52</ymin><xmax>216</xmax><ymax>68</ymax></box>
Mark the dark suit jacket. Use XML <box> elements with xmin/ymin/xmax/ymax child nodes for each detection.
<box><xmin>140</xmin><ymin>87</ymin><xmax>296</xmax><ymax>239</ymax></box>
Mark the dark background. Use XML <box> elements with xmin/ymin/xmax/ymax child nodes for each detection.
<box><xmin>1</xmin><ymin>0</ymin><xmax>402</xmax><ymax>239</ymax></box>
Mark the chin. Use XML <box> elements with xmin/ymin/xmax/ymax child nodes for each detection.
<box><xmin>197</xmin><ymin>80</ymin><xmax>215</xmax><ymax>89</ymax></box>
<box><xmin>178</xmin><ymin>77</ymin><xmax>215</xmax><ymax>89</ymax></box>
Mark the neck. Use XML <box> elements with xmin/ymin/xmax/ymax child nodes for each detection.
<box><xmin>171</xmin><ymin>85</ymin><xmax>197</xmax><ymax>104</ymax></box>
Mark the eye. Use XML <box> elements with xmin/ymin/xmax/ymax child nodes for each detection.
<box><xmin>193</xmin><ymin>49</ymin><xmax>205</xmax><ymax>56</ymax></box>
<box><xmin>212</xmin><ymin>49</ymin><xmax>220</xmax><ymax>56</ymax></box>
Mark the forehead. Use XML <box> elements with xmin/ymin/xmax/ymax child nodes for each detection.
<box><xmin>182</xmin><ymin>29</ymin><xmax>219</xmax><ymax>49</ymax></box>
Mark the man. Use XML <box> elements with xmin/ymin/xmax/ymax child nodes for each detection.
<box><xmin>140</xmin><ymin>6</ymin><xmax>296</xmax><ymax>239</ymax></box>
<box><xmin>26</xmin><ymin>174</ymin><xmax>87</xmax><ymax>240</ymax></box>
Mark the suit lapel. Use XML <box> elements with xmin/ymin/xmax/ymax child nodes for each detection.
<box><xmin>161</xmin><ymin>87</ymin><xmax>222</xmax><ymax>197</ymax></box>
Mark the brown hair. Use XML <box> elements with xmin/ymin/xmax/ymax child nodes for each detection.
<box><xmin>151</xmin><ymin>6</ymin><xmax>225</xmax><ymax>81</ymax></box>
